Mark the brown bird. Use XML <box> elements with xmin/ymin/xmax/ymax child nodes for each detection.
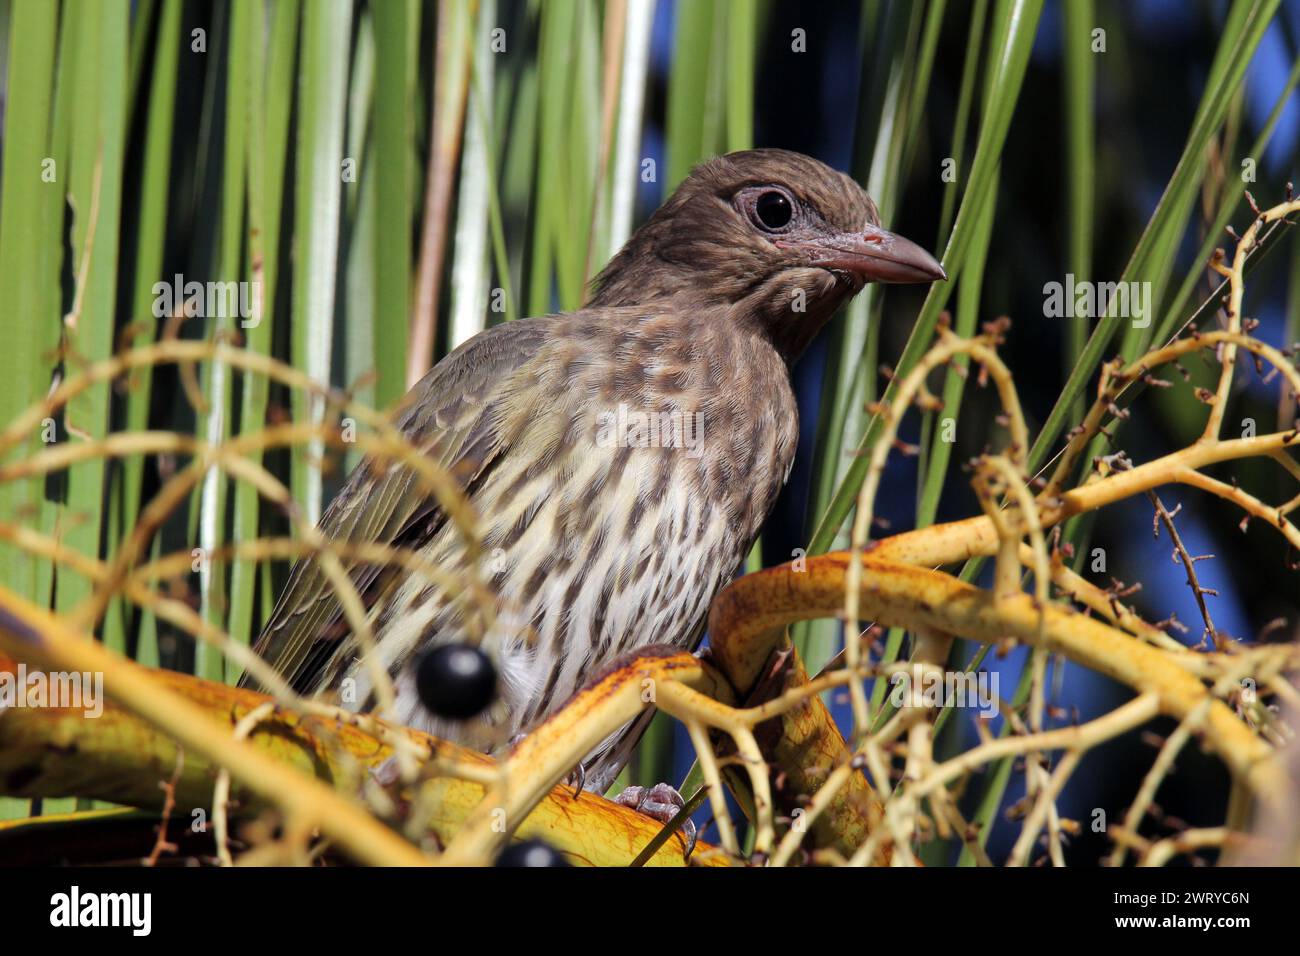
<box><xmin>242</xmin><ymin>148</ymin><xmax>943</xmax><ymax>801</ymax></box>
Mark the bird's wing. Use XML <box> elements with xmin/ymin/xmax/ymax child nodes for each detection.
<box><xmin>241</xmin><ymin>318</ymin><xmax>551</xmax><ymax>695</ymax></box>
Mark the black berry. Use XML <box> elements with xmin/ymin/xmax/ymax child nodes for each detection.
<box><xmin>495</xmin><ymin>839</ymin><xmax>569</xmax><ymax>867</ymax></box>
<box><xmin>414</xmin><ymin>644</ymin><xmax>497</xmax><ymax>719</ymax></box>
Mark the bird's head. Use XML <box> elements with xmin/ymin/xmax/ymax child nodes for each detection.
<box><xmin>590</xmin><ymin>148</ymin><xmax>945</xmax><ymax>360</ymax></box>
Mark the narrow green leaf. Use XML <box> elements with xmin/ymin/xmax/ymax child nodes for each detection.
<box><xmin>373</xmin><ymin>0</ymin><xmax>411</xmax><ymax>406</ymax></box>
<box><xmin>0</xmin><ymin>0</ymin><xmax>59</xmax><ymax>603</ymax></box>
<box><xmin>1060</xmin><ymin>0</ymin><xmax>1094</xmax><ymax>423</ymax></box>
<box><xmin>449</xmin><ymin>0</ymin><xmax>496</xmax><ymax>349</ymax></box>
<box><xmin>227</xmin><ymin>0</ymin><xmax>300</xmax><ymax>678</ymax></box>
<box><xmin>0</xmin><ymin>0</ymin><xmax>60</xmax><ymax>822</ymax></box>
<box><xmin>665</xmin><ymin>0</ymin><xmax>717</xmax><ymax>191</ymax></box>
<box><xmin>291</xmin><ymin>0</ymin><xmax>353</xmax><ymax>525</ymax></box>
<box><xmin>195</xmin><ymin>0</ymin><xmax>250</xmax><ymax>683</ymax></box>
<box><xmin>725</xmin><ymin>0</ymin><xmax>756</xmax><ymax>152</ymax></box>
<box><xmin>936</xmin><ymin>0</ymin><xmax>988</xmax><ymax>246</ymax></box>
<box><xmin>55</xmin><ymin>0</ymin><xmax>128</xmax><ymax>620</ymax></box>
<box><xmin>107</xmin><ymin>0</ymin><xmax>183</xmax><ymax>664</ymax></box>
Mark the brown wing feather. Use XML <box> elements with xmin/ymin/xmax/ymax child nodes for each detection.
<box><xmin>240</xmin><ymin>318</ymin><xmax>550</xmax><ymax>694</ymax></box>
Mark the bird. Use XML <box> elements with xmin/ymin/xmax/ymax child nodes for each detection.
<box><xmin>241</xmin><ymin>148</ymin><xmax>944</xmax><ymax>804</ymax></box>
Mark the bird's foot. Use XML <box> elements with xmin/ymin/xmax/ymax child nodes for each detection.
<box><xmin>614</xmin><ymin>782</ymin><xmax>697</xmax><ymax>851</ymax></box>
<box><xmin>369</xmin><ymin>754</ymin><xmax>402</xmax><ymax>788</ymax></box>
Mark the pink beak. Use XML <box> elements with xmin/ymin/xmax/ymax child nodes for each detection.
<box><xmin>780</xmin><ymin>223</ymin><xmax>947</xmax><ymax>285</ymax></box>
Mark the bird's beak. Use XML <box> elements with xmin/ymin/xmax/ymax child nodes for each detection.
<box><xmin>782</xmin><ymin>223</ymin><xmax>947</xmax><ymax>285</ymax></box>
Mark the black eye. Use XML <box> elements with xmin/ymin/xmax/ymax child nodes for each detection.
<box><xmin>754</xmin><ymin>190</ymin><xmax>793</xmax><ymax>231</ymax></box>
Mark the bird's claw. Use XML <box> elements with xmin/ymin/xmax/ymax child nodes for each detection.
<box><xmin>614</xmin><ymin>782</ymin><xmax>697</xmax><ymax>851</ymax></box>
<box><xmin>369</xmin><ymin>754</ymin><xmax>402</xmax><ymax>788</ymax></box>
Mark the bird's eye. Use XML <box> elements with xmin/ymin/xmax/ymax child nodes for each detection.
<box><xmin>753</xmin><ymin>190</ymin><xmax>794</xmax><ymax>231</ymax></box>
